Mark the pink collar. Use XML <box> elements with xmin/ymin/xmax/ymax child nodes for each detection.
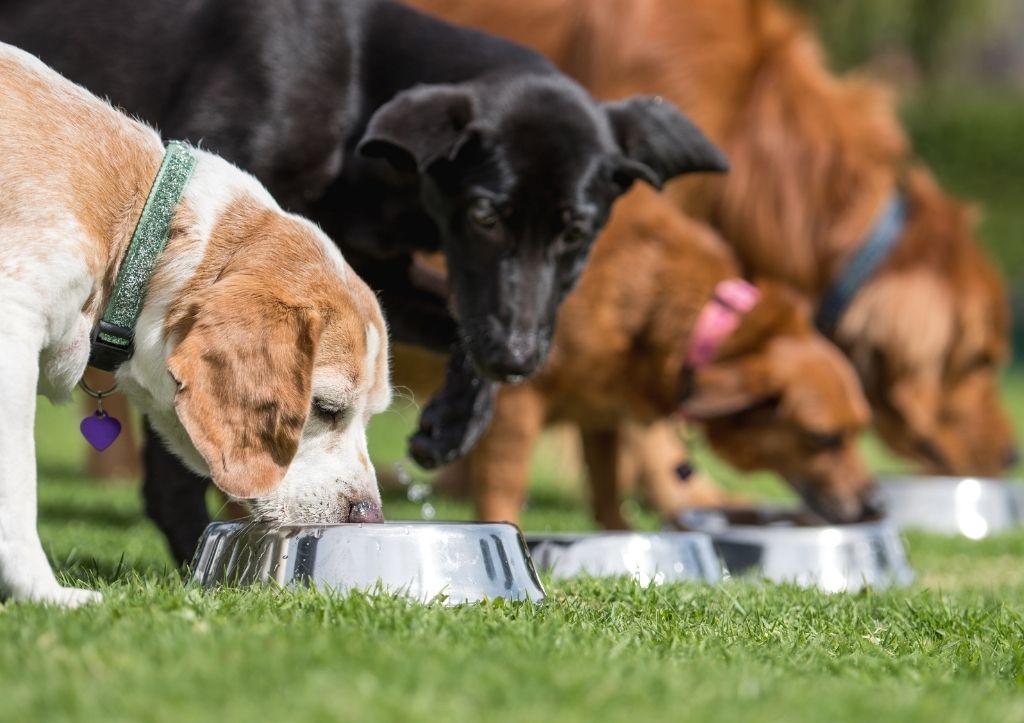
<box><xmin>686</xmin><ymin>279</ymin><xmax>761</xmax><ymax>368</ymax></box>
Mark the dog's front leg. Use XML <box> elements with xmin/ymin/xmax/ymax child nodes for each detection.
<box><xmin>582</xmin><ymin>428</ymin><xmax>629</xmax><ymax>530</ymax></box>
<box><xmin>0</xmin><ymin>343</ymin><xmax>100</xmax><ymax>607</ymax></box>
<box><xmin>141</xmin><ymin>420</ymin><xmax>213</xmax><ymax>567</ymax></box>
<box><xmin>408</xmin><ymin>348</ymin><xmax>498</xmax><ymax>469</ymax></box>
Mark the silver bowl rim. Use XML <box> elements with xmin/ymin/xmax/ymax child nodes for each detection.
<box><xmin>675</xmin><ymin>506</ymin><xmax>903</xmax><ymax>543</ymax></box>
<box><xmin>201</xmin><ymin>519</ymin><xmax>529</xmax><ymax>533</ymax></box>
<box><xmin>523</xmin><ymin>530</ymin><xmax>715</xmax><ymax>542</ymax></box>
<box><xmin>878</xmin><ymin>475</ymin><xmax>1024</xmax><ymax>489</ymax></box>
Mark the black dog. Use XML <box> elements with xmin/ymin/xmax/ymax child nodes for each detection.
<box><xmin>1</xmin><ymin>0</ymin><xmax>726</xmax><ymax>563</ymax></box>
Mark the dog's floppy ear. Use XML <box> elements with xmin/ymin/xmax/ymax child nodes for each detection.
<box><xmin>167</xmin><ymin>280</ymin><xmax>322</xmax><ymax>500</ymax></box>
<box><xmin>679</xmin><ymin>358</ymin><xmax>775</xmax><ymax>419</ymax></box>
<box><xmin>605</xmin><ymin>96</ymin><xmax>728</xmax><ymax>190</ymax></box>
<box><xmin>358</xmin><ymin>85</ymin><xmax>479</xmax><ymax>173</ymax></box>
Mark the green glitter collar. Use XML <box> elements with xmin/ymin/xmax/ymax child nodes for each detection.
<box><xmin>88</xmin><ymin>141</ymin><xmax>197</xmax><ymax>372</ymax></box>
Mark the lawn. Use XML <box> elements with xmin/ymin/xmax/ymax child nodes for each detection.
<box><xmin>2</xmin><ymin>368</ymin><xmax>1022</xmax><ymax>723</ymax></box>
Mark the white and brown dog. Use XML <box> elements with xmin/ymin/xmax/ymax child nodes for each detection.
<box><xmin>0</xmin><ymin>43</ymin><xmax>392</xmax><ymax>607</ymax></box>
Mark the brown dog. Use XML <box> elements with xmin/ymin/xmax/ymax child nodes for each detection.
<box><xmin>410</xmin><ymin>0</ymin><xmax>1016</xmax><ymax>480</ymax></box>
<box><xmin>437</xmin><ymin>186</ymin><xmax>873</xmax><ymax>526</ymax></box>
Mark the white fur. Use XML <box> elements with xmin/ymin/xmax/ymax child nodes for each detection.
<box><xmin>0</xmin><ymin>221</ymin><xmax>106</xmax><ymax>608</ymax></box>
<box><xmin>248</xmin><ymin>325</ymin><xmax>392</xmax><ymax>523</ymax></box>
<box><xmin>0</xmin><ymin>46</ymin><xmax>390</xmax><ymax>607</ymax></box>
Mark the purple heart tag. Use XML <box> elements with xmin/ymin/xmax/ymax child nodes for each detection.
<box><xmin>80</xmin><ymin>411</ymin><xmax>122</xmax><ymax>452</ymax></box>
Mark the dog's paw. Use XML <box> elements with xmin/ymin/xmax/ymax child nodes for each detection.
<box><xmin>408</xmin><ymin>405</ymin><xmax>476</xmax><ymax>469</ymax></box>
<box><xmin>408</xmin><ymin>350</ymin><xmax>499</xmax><ymax>469</ymax></box>
<box><xmin>28</xmin><ymin>586</ymin><xmax>103</xmax><ymax>609</ymax></box>
<box><xmin>409</xmin><ymin>386</ymin><xmax>498</xmax><ymax>469</ymax></box>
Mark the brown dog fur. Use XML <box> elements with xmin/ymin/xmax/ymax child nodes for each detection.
<box><xmin>442</xmin><ymin>186</ymin><xmax>872</xmax><ymax>526</ymax></box>
<box><xmin>411</xmin><ymin>0</ymin><xmax>1016</xmax><ymax>480</ymax></box>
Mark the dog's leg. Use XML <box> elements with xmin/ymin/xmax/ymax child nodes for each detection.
<box><xmin>141</xmin><ymin>420</ymin><xmax>212</xmax><ymax>567</ymax></box>
<box><xmin>433</xmin><ymin>458</ymin><xmax>472</xmax><ymax>499</ymax></box>
<box><xmin>408</xmin><ymin>348</ymin><xmax>498</xmax><ymax>469</ymax></box>
<box><xmin>0</xmin><ymin>344</ymin><xmax>100</xmax><ymax>607</ymax></box>
<box><xmin>626</xmin><ymin>421</ymin><xmax>737</xmax><ymax>516</ymax></box>
<box><xmin>469</xmin><ymin>386</ymin><xmax>546</xmax><ymax>523</ymax></box>
<box><xmin>581</xmin><ymin>427</ymin><xmax>629</xmax><ymax>530</ymax></box>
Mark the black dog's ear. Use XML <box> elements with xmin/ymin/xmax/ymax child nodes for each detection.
<box><xmin>605</xmin><ymin>96</ymin><xmax>728</xmax><ymax>190</ymax></box>
<box><xmin>358</xmin><ymin>85</ymin><xmax>479</xmax><ymax>173</ymax></box>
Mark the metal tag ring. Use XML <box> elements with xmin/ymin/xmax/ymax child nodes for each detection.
<box><xmin>79</xmin><ymin>378</ymin><xmax>119</xmax><ymax>399</ymax></box>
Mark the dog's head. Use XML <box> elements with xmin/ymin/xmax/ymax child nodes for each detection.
<box><xmin>838</xmin><ymin>170</ymin><xmax>1017</xmax><ymax>477</ymax></box>
<box><xmin>358</xmin><ymin>76</ymin><xmax>726</xmax><ymax>381</ymax></box>
<box><xmin>680</xmin><ymin>283</ymin><xmax>874</xmax><ymax>522</ymax></box>
<box><xmin>132</xmin><ymin>189</ymin><xmax>392</xmax><ymax>525</ymax></box>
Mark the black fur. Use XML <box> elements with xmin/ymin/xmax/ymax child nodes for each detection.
<box><xmin>0</xmin><ymin>0</ymin><xmax>726</xmax><ymax>563</ymax></box>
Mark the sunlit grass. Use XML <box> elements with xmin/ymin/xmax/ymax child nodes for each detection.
<box><xmin>8</xmin><ymin>367</ymin><xmax>1022</xmax><ymax>723</ymax></box>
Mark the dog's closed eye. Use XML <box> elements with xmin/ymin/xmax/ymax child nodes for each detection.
<box><xmin>808</xmin><ymin>431</ymin><xmax>844</xmax><ymax>451</ymax></box>
<box><xmin>312</xmin><ymin>397</ymin><xmax>349</xmax><ymax>426</ymax></box>
<box><xmin>962</xmin><ymin>351</ymin><xmax>995</xmax><ymax>377</ymax></box>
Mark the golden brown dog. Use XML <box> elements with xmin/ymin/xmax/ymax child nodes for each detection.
<box><xmin>429</xmin><ymin>186</ymin><xmax>873</xmax><ymax>527</ymax></box>
<box><xmin>410</xmin><ymin>0</ymin><xmax>1016</xmax><ymax>480</ymax></box>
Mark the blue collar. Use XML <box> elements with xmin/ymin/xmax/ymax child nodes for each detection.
<box><xmin>815</xmin><ymin>192</ymin><xmax>909</xmax><ymax>334</ymax></box>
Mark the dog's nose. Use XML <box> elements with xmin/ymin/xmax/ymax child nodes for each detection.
<box><xmin>860</xmin><ymin>485</ymin><xmax>887</xmax><ymax>521</ymax></box>
<box><xmin>1004</xmin><ymin>446</ymin><xmax>1020</xmax><ymax>471</ymax></box>
<box><xmin>797</xmin><ymin>481</ymin><xmax>876</xmax><ymax>524</ymax></box>
<box><xmin>347</xmin><ymin>499</ymin><xmax>384</xmax><ymax>524</ymax></box>
<box><xmin>480</xmin><ymin>344</ymin><xmax>543</xmax><ymax>382</ymax></box>
<box><xmin>486</xmin><ymin>357</ymin><xmax>534</xmax><ymax>381</ymax></box>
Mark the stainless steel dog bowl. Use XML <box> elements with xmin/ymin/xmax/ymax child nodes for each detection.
<box><xmin>879</xmin><ymin>476</ymin><xmax>1024</xmax><ymax>538</ymax></box>
<box><xmin>190</xmin><ymin>521</ymin><xmax>545</xmax><ymax>604</ymax></box>
<box><xmin>525</xmin><ymin>532</ymin><xmax>724</xmax><ymax>585</ymax></box>
<box><xmin>674</xmin><ymin>508</ymin><xmax>913</xmax><ymax>593</ymax></box>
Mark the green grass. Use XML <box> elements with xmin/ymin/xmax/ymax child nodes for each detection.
<box><xmin>3</xmin><ymin>369</ymin><xmax>1023</xmax><ymax>723</ymax></box>
<box><xmin>4</xmin><ymin>577</ymin><xmax>1024</xmax><ymax>723</ymax></box>
<box><xmin>902</xmin><ymin>90</ymin><xmax>1024</xmax><ymax>281</ymax></box>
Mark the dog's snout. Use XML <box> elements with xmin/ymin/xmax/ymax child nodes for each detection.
<box><xmin>1004</xmin><ymin>446</ymin><xmax>1020</xmax><ymax>471</ymax></box>
<box><xmin>476</xmin><ymin>332</ymin><xmax>547</xmax><ymax>382</ymax></box>
<box><xmin>484</xmin><ymin>349</ymin><xmax>539</xmax><ymax>381</ymax></box>
<box><xmin>347</xmin><ymin>499</ymin><xmax>384</xmax><ymax>524</ymax></box>
<box><xmin>859</xmin><ymin>484</ymin><xmax>887</xmax><ymax>521</ymax></box>
<box><xmin>796</xmin><ymin>480</ymin><xmax>877</xmax><ymax>525</ymax></box>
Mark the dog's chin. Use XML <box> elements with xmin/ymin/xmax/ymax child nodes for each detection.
<box><xmin>464</xmin><ymin>330</ymin><xmax>550</xmax><ymax>383</ymax></box>
<box><xmin>790</xmin><ymin>480</ymin><xmax>879</xmax><ymax>525</ymax></box>
<box><xmin>245</xmin><ymin>496</ymin><xmax>348</xmax><ymax>526</ymax></box>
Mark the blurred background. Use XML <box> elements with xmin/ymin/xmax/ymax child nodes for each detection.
<box><xmin>368</xmin><ymin>0</ymin><xmax>1024</xmax><ymax>520</ymax></box>
<box><xmin>38</xmin><ymin>0</ymin><xmax>1024</xmax><ymax>532</ymax></box>
<box><xmin>792</xmin><ymin>0</ymin><xmax>1024</xmax><ymax>352</ymax></box>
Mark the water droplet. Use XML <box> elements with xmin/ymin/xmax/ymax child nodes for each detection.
<box><xmin>407</xmin><ymin>482</ymin><xmax>433</xmax><ymax>503</ymax></box>
<box><xmin>421</xmin><ymin>502</ymin><xmax>436</xmax><ymax>520</ymax></box>
<box><xmin>394</xmin><ymin>460</ymin><xmax>414</xmax><ymax>487</ymax></box>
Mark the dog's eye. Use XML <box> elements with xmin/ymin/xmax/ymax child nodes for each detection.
<box><xmin>561</xmin><ymin>222</ymin><xmax>590</xmax><ymax>250</ymax></box>
<box><xmin>312</xmin><ymin>398</ymin><xmax>347</xmax><ymax>425</ymax></box>
<box><xmin>809</xmin><ymin>432</ymin><xmax>844</xmax><ymax>450</ymax></box>
<box><xmin>467</xmin><ymin>198</ymin><xmax>500</xmax><ymax>231</ymax></box>
<box><xmin>964</xmin><ymin>352</ymin><xmax>995</xmax><ymax>375</ymax></box>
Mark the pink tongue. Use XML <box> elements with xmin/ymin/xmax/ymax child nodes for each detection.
<box><xmin>80</xmin><ymin>411</ymin><xmax>122</xmax><ymax>451</ymax></box>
